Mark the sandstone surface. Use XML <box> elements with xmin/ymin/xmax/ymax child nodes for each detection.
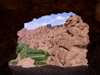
<box><xmin>17</xmin><ymin>57</ymin><xmax>35</xmax><ymax>68</ymax></box>
<box><xmin>18</xmin><ymin>15</ymin><xmax>89</xmax><ymax>67</ymax></box>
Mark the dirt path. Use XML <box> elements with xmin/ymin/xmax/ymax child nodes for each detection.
<box><xmin>10</xmin><ymin>65</ymin><xmax>88</xmax><ymax>75</ymax></box>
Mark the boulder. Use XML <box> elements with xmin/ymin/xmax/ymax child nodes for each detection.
<box><xmin>17</xmin><ymin>57</ymin><xmax>35</xmax><ymax>68</ymax></box>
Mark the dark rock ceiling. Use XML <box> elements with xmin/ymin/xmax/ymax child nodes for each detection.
<box><xmin>0</xmin><ymin>0</ymin><xmax>100</xmax><ymax>75</ymax></box>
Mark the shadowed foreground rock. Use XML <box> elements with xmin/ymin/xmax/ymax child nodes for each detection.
<box><xmin>10</xmin><ymin>65</ymin><xmax>88</xmax><ymax>75</ymax></box>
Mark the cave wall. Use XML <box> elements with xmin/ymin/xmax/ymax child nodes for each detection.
<box><xmin>0</xmin><ymin>0</ymin><xmax>100</xmax><ymax>75</ymax></box>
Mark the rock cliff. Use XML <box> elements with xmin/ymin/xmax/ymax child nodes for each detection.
<box><xmin>18</xmin><ymin>15</ymin><xmax>89</xmax><ymax>67</ymax></box>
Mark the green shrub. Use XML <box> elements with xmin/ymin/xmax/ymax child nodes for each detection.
<box><xmin>27</xmin><ymin>48</ymin><xmax>45</xmax><ymax>54</ymax></box>
<box><xmin>31</xmin><ymin>57</ymin><xmax>47</xmax><ymax>66</ymax></box>
<box><xmin>45</xmin><ymin>52</ymin><xmax>51</xmax><ymax>57</ymax></box>
<box><xmin>20</xmin><ymin>47</ymin><xmax>27</xmax><ymax>60</ymax></box>
<box><xmin>25</xmin><ymin>44</ymin><xmax>29</xmax><ymax>47</ymax></box>
<box><xmin>38</xmin><ymin>49</ymin><xmax>45</xmax><ymax>54</ymax></box>
<box><xmin>27</xmin><ymin>54</ymin><xmax>44</xmax><ymax>57</ymax></box>
<box><xmin>12</xmin><ymin>60</ymin><xmax>18</xmax><ymax>66</ymax></box>
<box><xmin>31</xmin><ymin>57</ymin><xmax>47</xmax><ymax>61</ymax></box>
<box><xmin>16</xmin><ymin>42</ymin><xmax>25</xmax><ymax>54</ymax></box>
<box><xmin>34</xmin><ymin>61</ymin><xmax>47</xmax><ymax>66</ymax></box>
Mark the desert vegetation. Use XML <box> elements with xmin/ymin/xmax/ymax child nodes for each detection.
<box><xmin>9</xmin><ymin>41</ymin><xmax>51</xmax><ymax>66</ymax></box>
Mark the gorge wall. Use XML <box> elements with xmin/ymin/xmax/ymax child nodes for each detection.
<box><xmin>18</xmin><ymin>15</ymin><xmax>89</xmax><ymax>67</ymax></box>
<box><xmin>0</xmin><ymin>0</ymin><xmax>100</xmax><ymax>75</ymax></box>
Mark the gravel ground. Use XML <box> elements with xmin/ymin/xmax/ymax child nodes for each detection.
<box><xmin>10</xmin><ymin>65</ymin><xmax>88</xmax><ymax>75</ymax></box>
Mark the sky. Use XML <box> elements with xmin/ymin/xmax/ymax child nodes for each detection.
<box><xmin>24</xmin><ymin>12</ymin><xmax>75</xmax><ymax>30</ymax></box>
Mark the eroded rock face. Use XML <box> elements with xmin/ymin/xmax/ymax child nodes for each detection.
<box><xmin>18</xmin><ymin>15</ymin><xmax>89</xmax><ymax>67</ymax></box>
<box><xmin>0</xmin><ymin>0</ymin><xmax>100</xmax><ymax>75</ymax></box>
<box><xmin>18</xmin><ymin>26</ymin><xmax>51</xmax><ymax>49</ymax></box>
<box><xmin>47</xmin><ymin>15</ymin><xmax>89</xmax><ymax>67</ymax></box>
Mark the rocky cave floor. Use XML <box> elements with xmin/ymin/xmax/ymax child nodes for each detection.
<box><xmin>10</xmin><ymin>65</ymin><xmax>88</xmax><ymax>75</ymax></box>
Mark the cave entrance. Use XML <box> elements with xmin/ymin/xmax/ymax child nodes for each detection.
<box><xmin>9</xmin><ymin>12</ymin><xmax>89</xmax><ymax>75</ymax></box>
<box><xmin>1</xmin><ymin>0</ymin><xmax>100</xmax><ymax>75</ymax></box>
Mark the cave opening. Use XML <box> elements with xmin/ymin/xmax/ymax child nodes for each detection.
<box><xmin>1</xmin><ymin>0</ymin><xmax>100</xmax><ymax>75</ymax></box>
<box><xmin>8</xmin><ymin>12</ymin><xmax>89</xmax><ymax>75</ymax></box>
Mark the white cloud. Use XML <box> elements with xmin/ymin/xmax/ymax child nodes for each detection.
<box><xmin>51</xmin><ymin>16</ymin><xmax>65</xmax><ymax>22</ymax></box>
<box><xmin>55</xmin><ymin>16</ymin><xmax>65</xmax><ymax>20</ymax></box>
<box><xmin>41</xmin><ymin>23</ymin><xmax>48</xmax><ymax>26</ymax></box>
<box><xmin>24</xmin><ymin>22</ymin><xmax>40</xmax><ymax>30</ymax></box>
<box><xmin>58</xmin><ymin>16</ymin><xmax>70</xmax><ymax>24</ymax></box>
<box><xmin>50</xmin><ymin>16</ymin><xmax>69</xmax><ymax>22</ymax></box>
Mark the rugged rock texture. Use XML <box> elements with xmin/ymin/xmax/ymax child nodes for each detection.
<box><xmin>17</xmin><ymin>57</ymin><xmax>35</xmax><ymax>68</ymax></box>
<box><xmin>47</xmin><ymin>15</ymin><xmax>89</xmax><ymax>67</ymax></box>
<box><xmin>0</xmin><ymin>0</ymin><xmax>100</xmax><ymax>75</ymax></box>
<box><xmin>18</xmin><ymin>15</ymin><xmax>89</xmax><ymax>67</ymax></box>
<box><xmin>18</xmin><ymin>26</ymin><xmax>51</xmax><ymax>49</ymax></box>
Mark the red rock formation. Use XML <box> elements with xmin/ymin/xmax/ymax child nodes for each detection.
<box><xmin>18</xmin><ymin>26</ymin><xmax>51</xmax><ymax>49</ymax></box>
<box><xmin>18</xmin><ymin>15</ymin><xmax>89</xmax><ymax>67</ymax></box>
<box><xmin>17</xmin><ymin>57</ymin><xmax>35</xmax><ymax>68</ymax></box>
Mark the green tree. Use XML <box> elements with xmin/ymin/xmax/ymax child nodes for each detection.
<box><xmin>38</xmin><ymin>49</ymin><xmax>45</xmax><ymax>54</ymax></box>
<box><xmin>12</xmin><ymin>60</ymin><xmax>18</xmax><ymax>66</ymax></box>
<box><xmin>20</xmin><ymin>47</ymin><xmax>27</xmax><ymax>60</ymax></box>
<box><xmin>16</xmin><ymin>42</ymin><xmax>25</xmax><ymax>54</ymax></box>
<box><xmin>25</xmin><ymin>44</ymin><xmax>29</xmax><ymax>47</ymax></box>
<box><xmin>45</xmin><ymin>52</ymin><xmax>51</xmax><ymax>57</ymax></box>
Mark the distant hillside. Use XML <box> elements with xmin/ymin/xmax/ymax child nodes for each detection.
<box><xmin>17</xmin><ymin>28</ymin><xmax>28</xmax><ymax>37</ymax></box>
<box><xmin>46</xmin><ymin>24</ymin><xmax>63</xmax><ymax>30</ymax></box>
